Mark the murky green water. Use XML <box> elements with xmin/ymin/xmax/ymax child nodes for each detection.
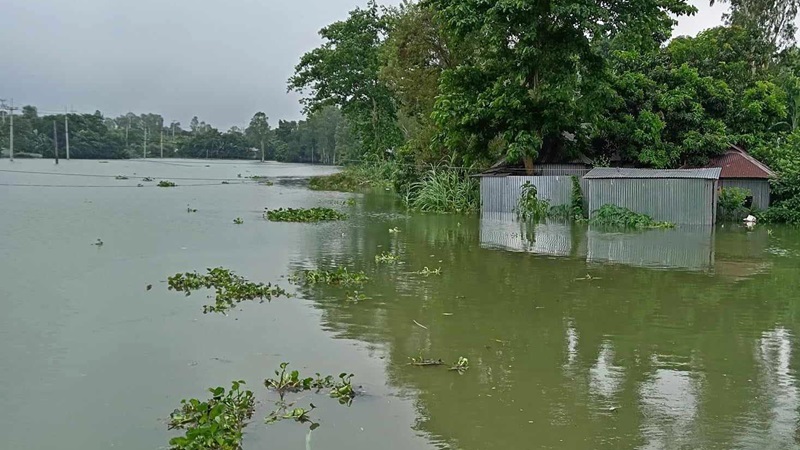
<box><xmin>2</xmin><ymin>159</ymin><xmax>800</xmax><ymax>450</ymax></box>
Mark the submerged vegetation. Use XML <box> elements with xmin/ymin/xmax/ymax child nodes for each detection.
<box><xmin>413</xmin><ymin>267</ymin><xmax>442</xmax><ymax>276</ymax></box>
<box><xmin>406</xmin><ymin>165</ymin><xmax>479</xmax><ymax>213</ymax></box>
<box><xmin>158</xmin><ymin>180</ymin><xmax>177</xmax><ymax>187</ymax></box>
<box><xmin>168</xmin><ymin>381</ymin><xmax>255</xmax><ymax>450</ymax></box>
<box><xmin>590</xmin><ymin>204</ymin><xmax>675</xmax><ymax>229</ymax></box>
<box><xmin>167</xmin><ymin>267</ymin><xmax>290</xmax><ymax>313</ymax></box>
<box><xmin>265</xmin><ymin>207</ymin><xmax>346</xmax><ymax>222</ymax></box>
<box><xmin>233</xmin><ymin>217</ymin><xmax>244</xmax><ymax>225</ymax></box>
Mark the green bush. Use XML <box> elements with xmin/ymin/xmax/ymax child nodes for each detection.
<box><xmin>590</xmin><ymin>204</ymin><xmax>674</xmax><ymax>229</ymax></box>
<box><xmin>717</xmin><ymin>187</ymin><xmax>751</xmax><ymax>221</ymax></box>
<box><xmin>515</xmin><ymin>182</ymin><xmax>550</xmax><ymax>221</ymax></box>
<box><xmin>757</xmin><ymin>196</ymin><xmax>800</xmax><ymax>224</ymax></box>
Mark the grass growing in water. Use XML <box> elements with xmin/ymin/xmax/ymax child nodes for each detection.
<box><xmin>167</xmin><ymin>267</ymin><xmax>290</xmax><ymax>313</ymax></box>
<box><xmin>291</xmin><ymin>268</ymin><xmax>369</xmax><ymax>286</ymax></box>
<box><xmin>407</xmin><ymin>166</ymin><xmax>479</xmax><ymax>213</ymax></box>
<box><xmin>167</xmin><ymin>381</ymin><xmax>255</xmax><ymax>450</ymax></box>
<box><xmin>158</xmin><ymin>180</ymin><xmax>177</xmax><ymax>187</ymax></box>
<box><xmin>590</xmin><ymin>204</ymin><xmax>675</xmax><ymax>229</ymax></box>
<box><xmin>265</xmin><ymin>207</ymin><xmax>346</xmax><ymax>222</ymax></box>
<box><xmin>449</xmin><ymin>357</ymin><xmax>470</xmax><ymax>373</ymax></box>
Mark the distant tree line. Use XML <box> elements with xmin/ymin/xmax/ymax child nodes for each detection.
<box><xmin>0</xmin><ymin>104</ymin><xmax>357</xmax><ymax>164</ymax></box>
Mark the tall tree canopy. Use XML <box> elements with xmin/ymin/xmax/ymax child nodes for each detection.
<box><xmin>426</xmin><ymin>0</ymin><xmax>697</xmax><ymax>168</ymax></box>
<box><xmin>712</xmin><ymin>0</ymin><xmax>800</xmax><ymax>48</ymax></box>
<box><xmin>289</xmin><ymin>0</ymin><xmax>403</xmax><ymax>158</ymax></box>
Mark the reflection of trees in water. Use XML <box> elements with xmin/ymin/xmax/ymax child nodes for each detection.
<box><xmin>288</xmin><ymin>196</ymin><xmax>800</xmax><ymax>450</ymax></box>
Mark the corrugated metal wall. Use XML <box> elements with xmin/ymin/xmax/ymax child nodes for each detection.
<box><xmin>719</xmin><ymin>179</ymin><xmax>770</xmax><ymax>210</ymax></box>
<box><xmin>481</xmin><ymin>175</ymin><xmax>581</xmax><ymax>213</ymax></box>
<box><xmin>586</xmin><ymin>178</ymin><xmax>717</xmax><ymax>225</ymax></box>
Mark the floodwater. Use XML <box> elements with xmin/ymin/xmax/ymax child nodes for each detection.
<box><xmin>2</xmin><ymin>159</ymin><xmax>800</xmax><ymax>450</ymax></box>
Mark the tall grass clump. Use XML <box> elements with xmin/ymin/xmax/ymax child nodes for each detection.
<box><xmin>407</xmin><ymin>165</ymin><xmax>479</xmax><ymax>213</ymax></box>
<box><xmin>590</xmin><ymin>204</ymin><xmax>674</xmax><ymax>229</ymax></box>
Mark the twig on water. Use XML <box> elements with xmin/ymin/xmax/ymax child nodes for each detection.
<box><xmin>413</xmin><ymin>320</ymin><xmax>428</xmax><ymax>330</ymax></box>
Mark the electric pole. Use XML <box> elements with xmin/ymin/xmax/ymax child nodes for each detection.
<box><xmin>2</xmin><ymin>98</ymin><xmax>17</xmax><ymax>161</ymax></box>
<box><xmin>53</xmin><ymin>120</ymin><xmax>59</xmax><ymax>164</ymax></box>
<box><xmin>64</xmin><ymin>108</ymin><xmax>70</xmax><ymax>160</ymax></box>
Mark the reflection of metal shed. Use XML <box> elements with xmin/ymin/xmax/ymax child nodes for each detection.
<box><xmin>584</xmin><ymin>168</ymin><xmax>721</xmax><ymax>225</ymax></box>
<box><xmin>705</xmin><ymin>146</ymin><xmax>774</xmax><ymax>209</ymax></box>
<box><xmin>587</xmin><ymin>226</ymin><xmax>714</xmax><ymax>271</ymax></box>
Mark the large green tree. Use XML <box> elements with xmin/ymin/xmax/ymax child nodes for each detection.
<box><xmin>427</xmin><ymin>0</ymin><xmax>696</xmax><ymax>170</ymax></box>
<box><xmin>289</xmin><ymin>0</ymin><xmax>403</xmax><ymax>158</ymax></box>
<box><xmin>711</xmin><ymin>0</ymin><xmax>800</xmax><ymax>48</ymax></box>
<box><xmin>246</xmin><ymin>112</ymin><xmax>271</xmax><ymax>162</ymax></box>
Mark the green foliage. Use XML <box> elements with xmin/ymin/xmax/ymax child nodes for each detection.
<box><xmin>265</xmin><ymin>207</ymin><xmax>346</xmax><ymax>223</ymax></box>
<box><xmin>413</xmin><ymin>267</ymin><xmax>442</xmax><ymax>276</ymax></box>
<box><xmin>758</xmin><ymin>196</ymin><xmax>800</xmax><ymax>224</ymax></box>
<box><xmin>167</xmin><ymin>381</ymin><xmax>255</xmax><ymax>450</ymax></box>
<box><xmin>718</xmin><ymin>187</ymin><xmax>752</xmax><ymax>221</ymax></box>
<box><xmin>515</xmin><ymin>182</ymin><xmax>550</xmax><ymax>222</ymax></box>
<box><xmin>292</xmin><ymin>268</ymin><xmax>369</xmax><ymax>286</ymax></box>
<box><xmin>449</xmin><ymin>357</ymin><xmax>469</xmax><ymax>373</ymax></box>
<box><xmin>232</xmin><ymin>217</ymin><xmax>244</xmax><ymax>225</ymax></box>
<box><xmin>375</xmin><ymin>251</ymin><xmax>399</xmax><ymax>264</ymax></box>
<box><xmin>289</xmin><ymin>1</ymin><xmax>403</xmax><ymax>157</ymax></box>
<box><xmin>158</xmin><ymin>180</ymin><xmax>177</xmax><ymax>187</ymax></box>
<box><xmin>309</xmin><ymin>172</ymin><xmax>363</xmax><ymax>192</ymax></box>
<box><xmin>167</xmin><ymin>267</ymin><xmax>290</xmax><ymax>314</ymax></box>
<box><xmin>407</xmin><ymin>165</ymin><xmax>479</xmax><ymax>213</ymax></box>
<box><xmin>428</xmin><ymin>0</ymin><xmax>695</xmax><ymax>164</ymax></box>
<box><xmin>590</xmin><ymin>204</ymin><xmax>675</xmax><ymax>229</ymax></box>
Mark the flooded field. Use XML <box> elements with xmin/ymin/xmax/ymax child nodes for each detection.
<box><xmin>2</xmin><ymin>159</ymin><xmax>800</xmax><ymax>450</ymax></box>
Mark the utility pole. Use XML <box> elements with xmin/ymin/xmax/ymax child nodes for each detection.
<box><xmin>9</xmin><ymin>99</ymin><xmax>15</xmax><ymax>161</ymax></box>
<box><xmin>64</xmin><ymin>108</ymin><xmax>70</xmax><ymax>160</ymax></box>
<box><xmin>143</xmin><ymin>127</ymin><xmax>147</xmax><ymax>158</ymax></box>
<box><xmin>53</xmin><ymin>120</ymin><xmax>59</xmax><ymax>164</ymax></box>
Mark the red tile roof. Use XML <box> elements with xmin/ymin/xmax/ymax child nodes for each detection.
<box><xmin>705</xmin><ymin>146</ymin><xmax>775</xmax><ymax>179</ymax></box>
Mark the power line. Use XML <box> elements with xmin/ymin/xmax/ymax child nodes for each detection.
<box><xmin>0</xmin><ymin>168</ymin><xmax>272</xmax><ymax>181</ymax></box>
<box><xmin>0</xmin><ymin>181</ymin><xmax>260</xmax><ymax>188</ymax></box>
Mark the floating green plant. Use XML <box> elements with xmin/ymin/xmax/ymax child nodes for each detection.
<box><xmin>292</xmin><ymin>268</ymin><xmax>369</xmax><ymax>286</ymax></box>
<box><xmin>375</xmin><ymin>252</ymin><xmax>399</xmax><ymax>264</ymax></box>
<box><xmin>167</xmin><ymin>267</ymin><xmax>290</xmax><ymax>314</ymax></box>
<box><xmin>345</xmin><ymin>291</ymin><xmax>368</xmax><ymax>303</ymax></box>
<box><xmin>167</xmin><ymin>381</ymin><xmax>255</xmax><ymax>450</ymax></box>
<box><xmin>265</xmin><ymin>402</ymin><xmax>319</xmax><ymax>430</ymax></box>
<box><xmin>388</xmin><ymin>227</ymin><xmax>400</xmax><ymax>233</ymax></box>
<box><xmin>413</xmin><ymin>267</ymin><xmax>441</xmax><ymax>276</ymax></box>
<box><xmin>449</xmin><ymin>357</ymin><xmax>470</xmax><ymax>373</ymax></box>
<box><xmin>233</xmin><ymin>217</ymin><xmax>244</xmax><ymax>224</ymax></box>
<box><xmin>115</xmin><ymin>175</ymin><xmax>129</xmax><ymax>180</ymax></box>
<box><xmin>158</xmin><ymin>180</ymin><xmax>177</xmax><ymax>187</ymax></box>
<box><xmin>264</xmin><ymin>207</ymin><xmax>346</xmax><ymax>223</ymax></box>
<box><xmin>409</xmin><ymin>355</ymin><xmax>445</xmax><ymax>367</ymax></box>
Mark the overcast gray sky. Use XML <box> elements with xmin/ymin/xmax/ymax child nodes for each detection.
<box><xmin>1</xmin><ymin>0</ymin><xmax>726</xmax><ymax>129</ymax></box>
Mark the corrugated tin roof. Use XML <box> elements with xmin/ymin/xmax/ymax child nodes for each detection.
<box><xmin>583</xmin><ymin>167</ymin><xmax>721</xmax><ymax>180</ymax></box>
<box><xmin>705</xmin><ymin>146</ymin><xmax>775</xmax><ymax>178</ymax></box>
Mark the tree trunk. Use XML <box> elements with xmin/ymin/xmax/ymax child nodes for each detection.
<box><xmin>523</xmin><ymin>156</ymin><xmax>535</xmax><ymax>175</ymax></box>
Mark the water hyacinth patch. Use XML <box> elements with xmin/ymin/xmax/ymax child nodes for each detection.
<box><xmin>167</xmin><ymin>267</ymin><xmax>290</xmax><ymax>313</ymax></box>
<box><xmin>264</xmin><ymin>207</ymin><xmax>346</xmax><ymax>222</ymax></box>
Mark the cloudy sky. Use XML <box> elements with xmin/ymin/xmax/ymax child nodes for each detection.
<box><xmin>1</xmin><ymin>0</ymin><xmax>727</xmax><ymax>129</ymax></box>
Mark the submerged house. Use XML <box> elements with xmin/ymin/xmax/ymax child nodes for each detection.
<box><xmin>479</xmin><ymin>152</ymin><xmax>593</xmax><ymax>213</ymax></box>
<box><xmin>583</xmin><ymin>168</ymin><xmax>721</xmax><ymax>225</ymax></box>
<box><xmin>703</xmin><ymin>145</ymin><xmax>774</xmax><ymax>210</ymax></box>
